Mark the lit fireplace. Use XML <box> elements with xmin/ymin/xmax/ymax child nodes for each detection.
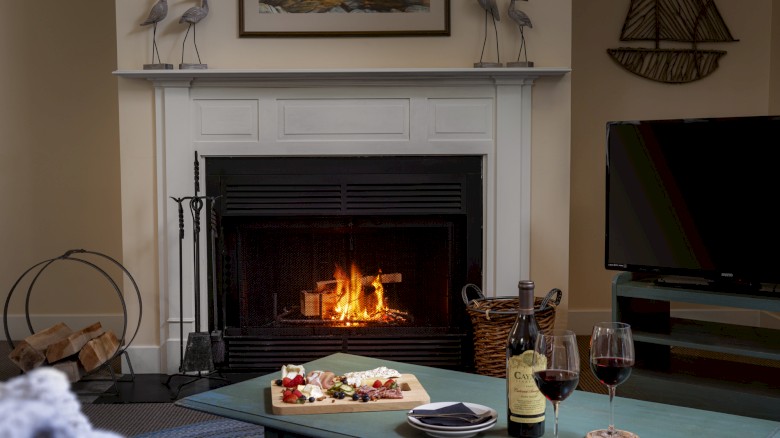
<box><xmin>207</xmin><ymin>155</ymin><xmax>481</xmax><ymax>372</ymax></box>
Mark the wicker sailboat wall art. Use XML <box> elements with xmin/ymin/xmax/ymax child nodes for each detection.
<box><xmin>608</xmin><ymin>0</ymin><xmax>738</xmax><ymax>84</ymax></box>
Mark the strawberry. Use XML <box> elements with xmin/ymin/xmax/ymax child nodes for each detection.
<box><xmin>292</xmin><ymin>374</ymin><xmax>305</xmax><ymax>386</ymax></box>
<box><xmin>283</xmin><ymin>393</ymin><xmax>300</xmax><ymax>404</ymax></box>
<box><xmin>283</xmin><ymin>389</ymin><xmax>293</xmax><ymax>398</ymax></box>
<box><xmin>372</xmin><ymin>379</ymin><xmax>383</xmax><ymax>389</ymax></box>
<box><xmin>383</xmin><ymin>379</ymin><xmax>397</xmax><ymax>389</ymax></box>
<box><xmin>293</xmin><ymin>389</ymin><xmax>303</xmax><ymax>398</ymax></box>
<box><xmin>282</xmin><ymin>377</ymin><xmax>293</xmax><ymax>387</ymax></box>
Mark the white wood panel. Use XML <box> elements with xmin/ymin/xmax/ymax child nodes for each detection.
<box><xmin>428</xmin><ymin>98</ymin><xmax>493</xmax><ymax>140</ymax></box>
<box><xmin>278</xmin><ymin>99</ymin><xmax>409</xmax><ymax>141</ymax></box>
<box><xmin>194</xmin><ymin>99</ymin><xmax>258</xmax><ymax>141</ymax></box>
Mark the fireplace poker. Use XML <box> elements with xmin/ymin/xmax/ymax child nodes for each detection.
<box><xmin>208</xmin><ymin>197</ymin><xmax>225</xmax><ymax>363</ymax></box>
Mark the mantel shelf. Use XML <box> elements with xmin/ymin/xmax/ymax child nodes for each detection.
<box><xmin>112</xmin><ymin>67</ymin><xmax>570</xmax><ymax>86</ymax></box>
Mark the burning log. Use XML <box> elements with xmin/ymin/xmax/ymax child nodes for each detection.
<box><xmin>315</xmin><ymin>272</ymin><xmax>402</xmax><ymax>292</ymax></box>
<box><xmin>300</xmin><ymin>289</ymin><xmax>338</xmax><ymax>317</ymax></box>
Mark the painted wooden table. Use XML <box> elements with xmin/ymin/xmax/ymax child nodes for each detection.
<box><xmin>176</xmin><ymin>353</ymin><xmax>780</xmax><ymax>438</ymax></box>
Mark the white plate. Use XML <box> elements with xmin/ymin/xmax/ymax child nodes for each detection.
<box><xmin>406</xmin><ymin>417</ymin><xmax>497</xmax><ymax>438</ymax></box>
<box><xmin>407</xmin><ymin>401</ymin><xmax>498</xmax><ymax>434</ymax></box>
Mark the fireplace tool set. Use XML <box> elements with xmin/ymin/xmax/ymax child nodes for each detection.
<box><xmin>165</xmin><ymin>152</ymin><xmax>227</xmax><ymax>398</ymax></box>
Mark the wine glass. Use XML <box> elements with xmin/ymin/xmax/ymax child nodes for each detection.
<box><xmin>587</xmin><ymin>322</ymin><xmax>637</xmax><ymax>438</ymax></box>
<box><xmin>532</xmin><ymin>329</ymin><xmax>580</xmax><ymax>438</ymax></box>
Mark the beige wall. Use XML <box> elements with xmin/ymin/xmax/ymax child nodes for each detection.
<box><xmin>114</xmin><ymin>0</ymin><xmax>572</xmax><ymax>364</ymax></box>
<box><xmin>570</xmin><ymin>0</ymin><xmax>776</xmax><ymax>329</ymax></box>
<box><xmin>0</xmin><ymin>2</ymin><xmax>121</xmax><ymax>336</ymax></box>
<box><xmin>3</xmin><ymin>0</ymin><xmax>777</xmax><ymax>363</ymax></box>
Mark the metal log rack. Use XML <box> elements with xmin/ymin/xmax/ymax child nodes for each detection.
<box><xmin>3</xmin><ymin>249</ymin><xmax>142</xmax><ymax>396</ymax></box>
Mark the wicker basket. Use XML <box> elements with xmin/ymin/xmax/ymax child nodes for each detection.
<box><xmin>462</xmin><ymin>283</ymin><xmax>562</xmax><ymax>377</ymax></box>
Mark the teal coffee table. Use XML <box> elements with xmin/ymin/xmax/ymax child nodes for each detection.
<box><xmin>176</xmin><ymin>353</ymin><xmax>780</xmax><ymax>437</ymax></box>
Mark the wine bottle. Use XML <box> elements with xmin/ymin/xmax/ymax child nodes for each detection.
<box><xmin>506</xmin><ymin>280</ymin><xmax>545</xmax><ymax>437</ymax></box>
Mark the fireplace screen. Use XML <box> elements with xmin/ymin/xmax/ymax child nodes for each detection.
<box><xmin>206</xmin><ymin>156</ymin><xmax>482</xmax><ymax>371</ymax></box>
<box><xmin>233</xmin><ymin>215</ymin><xmax>457</xmax><ymax>328</ymax></box>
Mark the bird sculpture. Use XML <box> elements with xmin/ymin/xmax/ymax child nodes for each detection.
<box><xmin>476</xmin><ymin>0</ymin><xmax>501</xmax><ymax>67</ymax></box>
<box><xmin>140</xmin><ymin>0</ymin><xmax>168</xmax><ymax>67</ymax></box>
<box><xmin>508</xmin><ymin>0</ymin><xmax>534</xmax><ymax>67</ymax></box>
<box><xmin>179</xmin><ymin>0</ymin><xmax>210</xmax><ymax>68</ymax></box>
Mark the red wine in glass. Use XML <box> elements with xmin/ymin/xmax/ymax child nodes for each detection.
<box><xmin>533</xmin><ymin>370</ymin><xmax>579</xmax><ymax>401</ymax></box>
<box><xmin>586</xmin><ymin>322</ymin><xmax>638</xmax><ymax>438</ymax></box>
<box><xmin>532</xmin><ymin>330</ymin><xmax>580</xmax><ymax>438</ymax></box>
<box><xmin>590</xmin><ymin>357</ymin><xmax>633</xmax><ymax>386</ymax></box>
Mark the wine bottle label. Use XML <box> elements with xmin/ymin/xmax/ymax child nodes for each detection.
<box><xmin>507</xmin><ymin>351</ymin><xmax>546</xmax><ymax>424</ymax></box>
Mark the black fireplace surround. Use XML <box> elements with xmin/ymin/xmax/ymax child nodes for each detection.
<box><xmin>206</xmin><ymin>156</ymin><xmax>483</xmax><ymax>372</ymax></box>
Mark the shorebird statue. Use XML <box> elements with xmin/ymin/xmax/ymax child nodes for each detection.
<box><xmin>475</xmin><ymin>0</ymin><xmax>501</xmax><ymax>67</ymax></box>
<box><xmin>141</xmin><ymin>0</ymin><xmax>171</xmax><ymax>69</ymax></box>
<box><xmin>179</xmin><ymin>0</ymin><xmax>210</xmax><ymax>69</ymax></box>
<box><xmin>507</xmin><ymin>0</ymin><xmax>533</xmax><ymax>67</ymax></box>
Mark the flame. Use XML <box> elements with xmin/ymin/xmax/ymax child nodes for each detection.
<box><xmin>327</xmin><ymin>264</ymin><xmax>391</xmax><ymax>323</ymax></box>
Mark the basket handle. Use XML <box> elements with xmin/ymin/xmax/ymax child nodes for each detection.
<box><xmin>538</xmin><ymin>288</ymin><xmax>563</xmax><ymax>310</ymax></box>
<box><xmin>461</xmin><ymin>283</ymin><xmax>485</xmax><ymax>305</ymax></box>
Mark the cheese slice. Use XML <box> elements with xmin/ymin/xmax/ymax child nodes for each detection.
<box><xmin>343</xmin><ymin>366</ymin><xmax>401</xmax><ymax>387</ymax></box>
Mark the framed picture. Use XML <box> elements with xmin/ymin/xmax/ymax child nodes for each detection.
<box><xmin>239</xmin><ymin>1</ymin><xmax>450</xmax><ymax>37</ymax></box>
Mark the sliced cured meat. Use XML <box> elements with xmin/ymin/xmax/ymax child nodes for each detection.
<box><xmin>306</xmin><ymin>370</ymin><xmax>323</xmax><ymax>387</ymax></box>
<box><xmin>319</xmin><ymin>371</ymin><xmax>336</xmax><ymax>389</ymax></box>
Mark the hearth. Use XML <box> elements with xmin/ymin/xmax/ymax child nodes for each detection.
<box><xmin>206</xmin><ymin>156</ymin><xmax>482</xmax><ymax>372</ymax></box>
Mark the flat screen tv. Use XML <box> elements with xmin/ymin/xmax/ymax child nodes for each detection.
<box><xmin>605</xmin><ymin>115</ymin><xmax>780</xmax><ymax>291</ymax></box>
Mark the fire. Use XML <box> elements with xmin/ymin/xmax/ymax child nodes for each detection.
<box><xmin>325</xmin><ymin>264</ymin><xmax>403</xmax><ymax>324</ymax></box>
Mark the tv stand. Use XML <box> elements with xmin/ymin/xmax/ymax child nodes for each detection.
<box><xmin>612</xmin><ymin>272</ymin><xmax>780</xmax><ymax>421</ymax></box>
<box><xmin>653</xmin><ymin>275</ymin><xmax>763</xmax><ymax>294</ymax></box>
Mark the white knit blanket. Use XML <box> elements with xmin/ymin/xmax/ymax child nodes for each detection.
<box><xmin>0</xmin><ymin>367</ymin><xmax>122</xmax><ymax>438</ymax></box>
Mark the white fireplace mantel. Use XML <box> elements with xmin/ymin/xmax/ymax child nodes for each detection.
<box><xmin>114</xmin><ymin>67</ymin><xmax>569</xmax><ymax>373</ymax></box>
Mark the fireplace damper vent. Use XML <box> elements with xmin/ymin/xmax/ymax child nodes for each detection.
<box><xmin>222</xmin><ymin>182</ymin><xmax>466</xmax><ymax>215</ymax></box>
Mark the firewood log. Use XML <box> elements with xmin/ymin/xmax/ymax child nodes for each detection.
<box><xmin>78</xmin><ymin>330</ymin><xmax>120</xmax><ymax>373</ymax></box>
<box><xmin>23</xmin><ymin>322</ymin><xmax>73</xmax><ymax>351</ymax></box>
<box><xmin>8</xmin><ymin>340</ymin><xmax>46</xmax><ymax>372</ymax></box>
<box><xmin>45</xmin><ymin>322</ymin><xmax>104</xmax><ymax>363</ymax></box>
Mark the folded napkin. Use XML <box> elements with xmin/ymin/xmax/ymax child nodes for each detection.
<box><xmin>410</xmin><ymin>403</ymin><xmax>492</xmax><ymax>427</ymax></box>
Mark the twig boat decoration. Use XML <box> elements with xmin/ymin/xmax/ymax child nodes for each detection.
<box><xmin>607</xmin><ymin>0</ymin><xmax>738</xmax><ymax>83</ymax></box>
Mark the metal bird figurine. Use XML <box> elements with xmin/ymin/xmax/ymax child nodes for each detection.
<box><xmin>141</xmin><ymin>0</ymin><xmax>171</xmax><ymax>69</ymax></box>
<box><xmin>179</xmin><ymin>0</ymin><xmax>210</xmax><ymax>68</ymax></box>
<box><xmin>508</xmin><ymin>0</ymin><xmax>534</xmax><ymax>67</ymax></box>
<box><xmin>475</xmin><ymin>0</ymin><xmax>501</xmax><ymax>67</ymax></box>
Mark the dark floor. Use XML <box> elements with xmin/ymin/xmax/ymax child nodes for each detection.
<box><xmin>92</xmin><ymin>371</ymin><xmax>263</xmax><ymax>404</ymax></box>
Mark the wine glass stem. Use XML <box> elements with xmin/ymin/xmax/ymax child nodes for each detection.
<box><xmin>608</xmin><ymin>385</ymin><xmax>617</xmax><ymax>435</ymax></box>
<box><xmin>553</xmin><ymin>401</ymin><xmax>560</xmax><ymax>438</ymax></box>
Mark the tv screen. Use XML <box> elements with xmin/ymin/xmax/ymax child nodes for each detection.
<box><xmin>605</xmin><ymin>115</ymin><xmax>780</xmax><ymax>288</ymax></box>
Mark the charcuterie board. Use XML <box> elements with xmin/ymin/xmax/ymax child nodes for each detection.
<box><xmin>271</xmin><ymin>373</ymin><xmax>430</xmax><ymax>415</ymax></box>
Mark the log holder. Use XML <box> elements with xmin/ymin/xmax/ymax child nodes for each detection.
<box><xmin>3</xmin><ymin>249</ymin><xmax>142</xmax><ymax>396</ymax></box>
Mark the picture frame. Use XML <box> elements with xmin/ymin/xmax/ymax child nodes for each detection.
<box><xmin>239</xmin><ymin>1</ymin><xmax>450</xmax><ymax>38</ymax></box>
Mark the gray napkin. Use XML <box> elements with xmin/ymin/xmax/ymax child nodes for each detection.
<box><xmin>410</xmin><ymin>402</ymin><xmax>491</xmax><ymax>427</ymax></box>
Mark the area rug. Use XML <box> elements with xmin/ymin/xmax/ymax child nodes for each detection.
<box><xmin>133</xmin><ymin>418</ymin><xmax>265</xmax><ymax>438</ymax></box>
<box><xmin>81</xmin><ymin>402</ymin><xmax>265</xmax><ymax>437</ymax></box>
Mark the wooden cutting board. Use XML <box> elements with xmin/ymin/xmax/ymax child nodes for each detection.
<box><xmin>271</xmin><ymin>373</ymin><xmax>430</xmax><ymax>415</ymax></box>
